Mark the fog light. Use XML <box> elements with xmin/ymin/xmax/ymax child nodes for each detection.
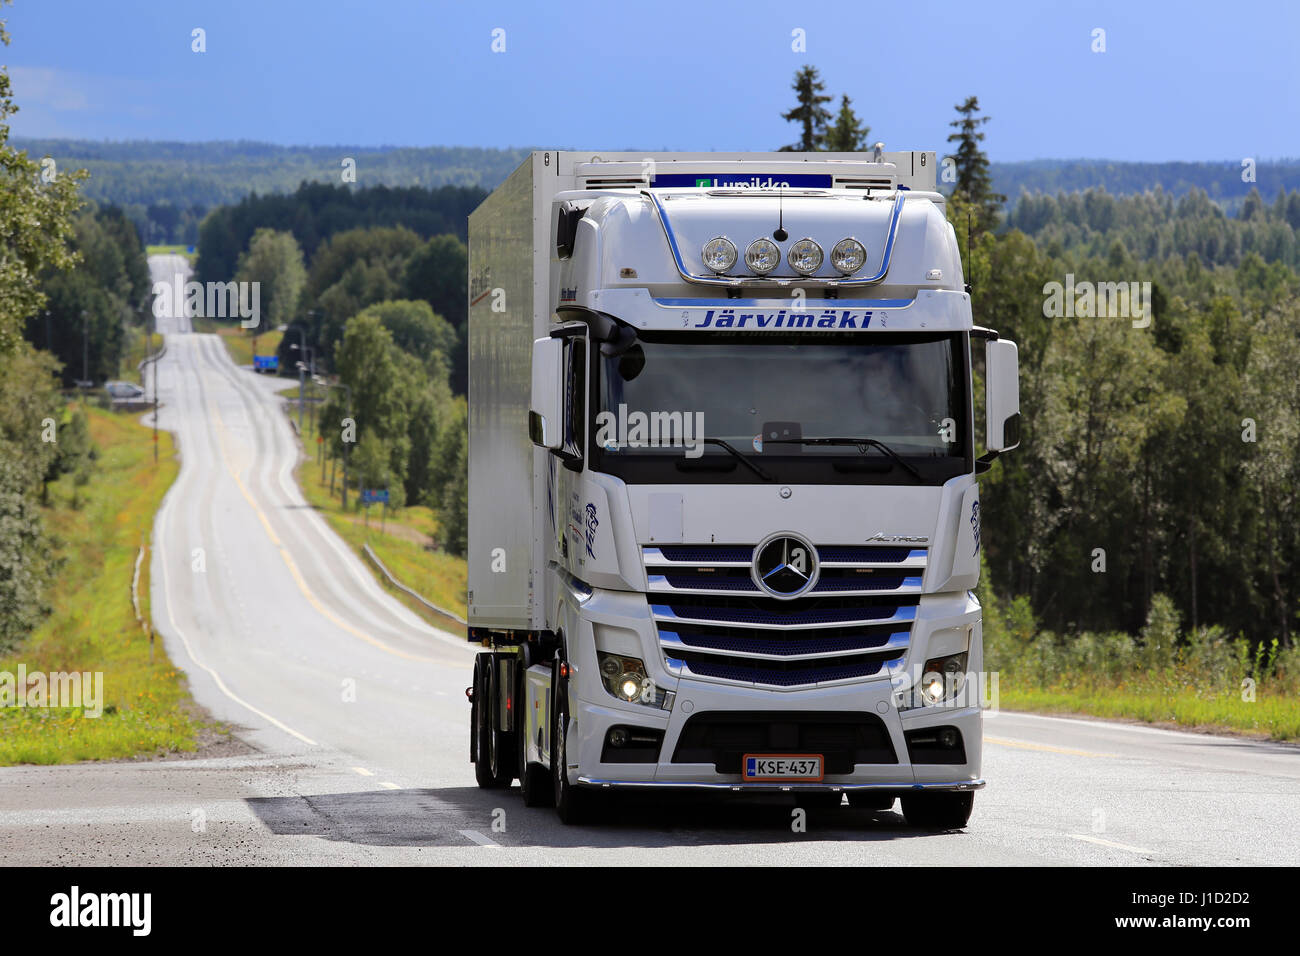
<box><xmin>608</xmin><ymin>727</ymin><xmax>629</xmax><ymax>748</ymax></box>
<box><xmin>787</xmin><ymin>238</ymin><xmax>823</xmax><ymax>275</ymax></box>
<box><xmin>939</xmin><ymin>728</ymin><xmax>959</xmax><ymax>748</ymax></box>
<box><xmin>830</xmin><ymin>238</ymin><xmax>866</xmax><ymax>274</ymax></box>
<box><xmin>745</xmin><ymin>238</ymin><xmax>780</xmax><ymax>275</ymax></box>
<box><xmin>702</xmin><ymin>237</ymin><xmax>737</xmax><ymax>273</ymax></box>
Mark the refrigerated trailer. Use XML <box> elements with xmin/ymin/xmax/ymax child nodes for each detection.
<box><xmin>466</xmin><ymin>151</ymin><xmax>1020</xmax><ymax>827</ymax></box>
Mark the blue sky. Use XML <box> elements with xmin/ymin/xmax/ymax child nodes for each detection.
<box><xmin>4</xmin><ymin>0</ymin><xmax>1297</xmax><ymax>161</ymax></box>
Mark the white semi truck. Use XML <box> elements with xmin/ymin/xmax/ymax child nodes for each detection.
<box><xmin>466</xmin><ymin>151</ymin><xmax>1020</xmax><ymax>828</ymax></box>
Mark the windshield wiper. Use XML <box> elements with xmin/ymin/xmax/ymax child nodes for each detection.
<box><xmin>762</xmin><ymin>437</ymin><xmax>924</xmax><ymax>483</ymax></box>
<box><xmin>699</xmin><ymin>438</ymin><xmax>776</xmax><ymax>481</ymax></box>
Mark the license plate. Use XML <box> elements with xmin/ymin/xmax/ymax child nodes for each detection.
<box><xmin>742</xmin><ymin>754</ymin><xmax>824</xmax><ymax>781</ymax></box>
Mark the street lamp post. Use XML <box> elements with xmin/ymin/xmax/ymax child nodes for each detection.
<box><xmin>288</xmin><ymin>327</ymin><xmax>312</xmax><ymax>432</ymax></box>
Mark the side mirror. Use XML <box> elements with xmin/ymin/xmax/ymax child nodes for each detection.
<box><xmin>530</xmin><ymin>337</ymin><xmax>564</xmax><ymax>450</ymax></box>
<box><xmin>985</xmin><ymin>339</ymin><xmax>1021</xmax><ymax>453</ymax></box>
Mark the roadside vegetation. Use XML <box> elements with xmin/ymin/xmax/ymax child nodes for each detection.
<box><xmin>980</xmin><ymin>572</ymin><xmax>1300</xmax><ymax>740</ymax></box>
<box><xmin>291</xmin><ymin>400</ymin><xmax>467</xmax><ymax>625</ymax></box>
<box><xmin>0</xmin><ymin>405</ymin><xmax>204</xmax><ymax>764</ymax></box>
<box><xmin>782</xmin><ymin>76</ymin><xmax>1300</xmax><ymax>741</ymax></box>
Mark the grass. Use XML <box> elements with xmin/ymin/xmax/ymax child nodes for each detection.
<box><xmin>292</xmin><ymin>401</ymin><xmax>467</xmax><ymax>625</ymax></box>
<box><xmin>998</xmin><ymin>682</ymin><xmax>1300</xmax><ymax>741</ymax></box>
<box><xmin>984</xmin><ymin>590</ymin><xmax>1300</xmax><ymax>742</ymax></box>
<box><xmin>0</xmin><ymin>405</ymin><xmax>210</xmax><ymax>764</ymax></box>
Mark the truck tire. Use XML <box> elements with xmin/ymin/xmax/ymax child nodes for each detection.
<box><xmin>517</xmin><ymin>671</ymin><xmax>552</xmax><ymax>807</ymax></box>
<box><xmin>900</xmin><ymin>790</ymin><xmax>974</xmax><ymax>829</ymax></box>
<box><xmin>551</xmin><ymin>664</ymin><xmax>594</xmax><ymax>824</ymax></box>
<box><xmin>473</xmin><ymin>656</ymin><xmax>513</xmax><ymax>789</ymax></box>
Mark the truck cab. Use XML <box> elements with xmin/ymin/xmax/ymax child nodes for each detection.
<box><xmin>467</xmin><ymin>152</ymin><xmax>1020</xmax><ymax>828</ymax></box>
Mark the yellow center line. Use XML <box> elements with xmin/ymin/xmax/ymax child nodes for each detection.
<box><xmin>202</xmin><ymin>378</ymin><xmax>438</xmax><ymax>664</ymax></box>
<box><xmin>985</xmin><ymin>736</ymin><xmax>1117</xmax><ymax>758</ymax></box>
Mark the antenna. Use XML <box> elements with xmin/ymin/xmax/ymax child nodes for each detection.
<box><xmin>773</xmin><ymin>186</ymin><xmax>788</xmax><ymax>242</ymax></box>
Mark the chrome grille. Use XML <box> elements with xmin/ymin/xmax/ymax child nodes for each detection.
<box><xmin>643</xmin><ymin>543</ymin><xmax>925</xmax><ymax>688</ymax></box>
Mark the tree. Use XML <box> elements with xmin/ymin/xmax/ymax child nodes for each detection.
<box><xmin>0</xmin><ymin>3</ymin><xmax>86</xmax><ymax>353</ymax></box>
<box><xmin>302</xmin><ymin>226</ymin><xmax>421</xmax><ymax>363</ymax></box>
<box><xmin>359</xmin><ymin>299</ymin><xmax>456</xmax><ymax>378</ymax></box>
<box><xmin>234</xmin><ymin>228</ymin><xmax>306</xmax><ymax>334</ymax></box>
<box><xmin>403</xmin><ymin>234</ymin><xmax>468</xmax><ymax>390</ymax></box>
<box><xmin>403</xmin><ymin>234</ymin><xmax>467</xmax><ymax>331</ymax></box>
<box><xmin>823</xmin><ymin>95</ymin><xmax>870</xmax><ymax>152</ymax></box>
<box><xmin>946</xmin><ymin>96</ymin><xmax>1005</xmax><ymax>230</ymax></box>
<box><xmin>27</xmin><ymin>207</ymin><xmax>147</xmax><ymax>386</ymax></box>
<box><xmin>330</xmin><ymin>311</ymin><xmax>413</xmax><ymax>497</ymax></box>
<box><xmin>779</xmin><ymin>66</ymin><xmax>833</xmax><ymax>152</ymax></box>
<box><xmin>439</xmin><ymin>433</ymin><xmax>468</xmax><ymax>557</ymax></box>
<box><xmin>0</xmin><ymin>344</ymin><xmax>63</xmax><ymax>650</ymax></box>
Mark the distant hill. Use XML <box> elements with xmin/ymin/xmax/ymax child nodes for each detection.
<box><xmin>989</xmin><ymin>158</ymin><xmax>1300</xmax><ymax>213</ymax></box>
<box><xmin>14</xmin><ymin>137</ymin><xmax>1300</xmax><ymax>243</ymax></box>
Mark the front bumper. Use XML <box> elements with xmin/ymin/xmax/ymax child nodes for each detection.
<box><xmin>568</xmin><ymin>676</ymin><xmax>984</xmax><ymax>791</ymax></box>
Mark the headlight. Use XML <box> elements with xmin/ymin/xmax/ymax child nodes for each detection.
<box><xmin>786</xmin><ymin>238</ymin><xmax>823</xmax><ymax>275</ymax></box>
<box><xmin>920</xmin><ymin>652</ymin><xmax>969</xmax><ymax>704</ymax></box>
<box><xmin>702</xmin><ymin>237</ymin><xmax>737</xmax><ymax>273</ymax></box>
<box><xmin>744</xmin><ymin>238</ymin><xmax>781</xmax><ymax>275</ymax></box>
<box><xmin>597</xmin><ymin>652</ymin><xmax>660</xmax><ymax>706</ymax></box>
<box><xmin>830</xmin><ymin>238</ymin><xmax>867</xmax><ymax>274</ymax></box>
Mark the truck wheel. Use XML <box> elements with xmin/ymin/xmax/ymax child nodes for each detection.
<box><xmin>847</xmin><ymin>792</ymin><xmax>895</xmax><ymax>812</ymax></box>
<box><xmin>473</xmin><ymin>656</ymin><xmax>512</xmax><ymax>789</ymax></box>
<box><xmin>551</xmin><ymin>669</ymin><xmax>594</xmax><ymax>824</ymax></box>
<box><xmin>518</xmin><ymin>674</ymin><xmax>552</xmax><ymax>807</ymax></box>
<box><xmin>901</xmin><ymin>791</ymin><xmax>974</xmax><ymax>830</ymax></box>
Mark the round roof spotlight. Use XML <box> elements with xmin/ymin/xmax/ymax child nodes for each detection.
<box><xmin>745</xmin><ymin>238</ymin><xmax>781</xmax><ymax>275</ymax></box>
<box><xmin>702</xmin><ymin>237</ymin><xmax>737</xmax><ymax>274</ymax></box>
<box><xmin>831</xmin><ymin>238</ymin><xmax>867</xmax><ymax>275</ymax></box>
<box><xmin>787</xmin><ymin>238</ymin><xmax>824</xmax><ymax>276</ymax></box>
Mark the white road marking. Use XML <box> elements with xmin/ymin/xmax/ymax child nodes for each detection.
<box><xmin>379</xmin><ymin>781</ymin><xmax>400</xmax><ymax>790</ymax></box>
<box><xmin>156</xmin><ymin>486</ymin><xmax>319</xmax><ymax>747</ymax></box>
<box><xmin>1069</xmin><ymin>833</ymin><xmax>1154</xmax><ymax>855</ymax></box>
<box><xmin>458</xmin><ymin>829</ymin><xmax>501</xmax><ymax>847</ymax></box>
<box><xmin>352</xmin><ymin>767</ymin><xmax>374</xmax><ymax>777</ymax></box>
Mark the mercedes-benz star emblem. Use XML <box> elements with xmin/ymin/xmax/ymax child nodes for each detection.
<box><xmin>752</xmin><ymin>533</ymin><xmax>819</xmax><ymax>599</ymax></box>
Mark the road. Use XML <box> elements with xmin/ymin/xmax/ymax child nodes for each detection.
<box><xmin>1</xmin><ymin>254</ymin><xmax>1297</xmax><ymax>866</ymax></box>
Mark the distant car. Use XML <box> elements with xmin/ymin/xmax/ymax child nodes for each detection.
<box><xmin>104</xmin><ymin>380</ymin><xmax>145</xmax><ymax>400</ymax></box>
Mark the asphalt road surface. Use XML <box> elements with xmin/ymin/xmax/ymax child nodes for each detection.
<box><xmin>1</xmin><ymin>255</ymin><xmax>1296</xmax><ymax>866</ymax></box>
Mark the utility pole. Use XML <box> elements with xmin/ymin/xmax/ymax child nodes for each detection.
<box><xmin>81</xmin><ymin>309</ymin><xmax>89</xmax><ymax>388</ymax></box>
<box><xmin>289</xmin><ymin>327</ymin><xmax>312</xmax><ymax>433</ymax></box>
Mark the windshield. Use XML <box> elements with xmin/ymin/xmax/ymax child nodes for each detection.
<box><xmin>590</xmin><ymin>330</ymin><xmax>970</xmax><ymax>485</ymax></box>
